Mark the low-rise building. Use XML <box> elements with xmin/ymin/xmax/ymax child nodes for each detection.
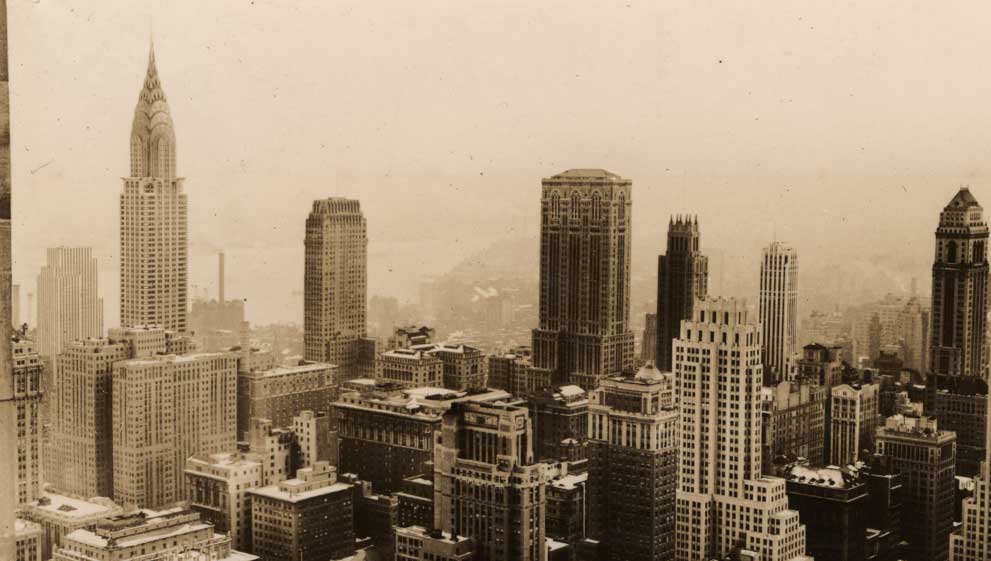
<box><xmin>395</xmin><ymin>525</ymin><xmax>474</xmax><ymax>561</ymax></box>
<box><xmin>412</xmin><ymin>342</ymin><xmax>487</xmax><ymax>391</ymax></box>
<box><xmin>375</xmin><ymin>348</ymin><xmax>444</xmax><ymax>388</ymax></box>
<box><xmin>248</xmin><ymin>462</ymin><xmax>355</xmax><ymax>561</ymax></box>
<box><xmin>19</xmin><ymin>492</ymin><xmax>123</xmax><ymax>561</ymax></box>
<box><xmin>51</xmin><ymin>507</ymin><xmax>257</xmax><ymax>561</ymax></box>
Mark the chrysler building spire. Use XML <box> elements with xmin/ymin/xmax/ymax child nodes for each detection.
<box><xmin>129</xmin><ymin>42</ymin><xmax>176</xmax><ymax>181</ymax></box>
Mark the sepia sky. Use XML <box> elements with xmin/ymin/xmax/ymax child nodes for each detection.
<box><xmin>8</xmin><ymin>0</ymin><xmax>991</xmax><ymax>326</ymax></box>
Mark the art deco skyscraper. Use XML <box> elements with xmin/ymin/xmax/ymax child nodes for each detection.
<box><xmin>36</xmin><ymin>247</ymin><xmax>103</xmax><ymax>357</ymax></box>
<box><xmin>927</xmin><ymin>187</ymin><xmax>989</xmax><ymax>476</ymax></box>
<box><xmin>120</xmin><ymin>45</ymin><xmax>188</xmax><ymax>332</ymax></box>
<box><xmin>759</xmin><ymin>242</ymin><xmax>799</xmax><ymax>383</ymax></box>
<box><xmin>531</xmin><ymin>169</ymin><xmax>634</xmax><ymax>390</ymax></box>
<box><xmin>674</xmin><ymin>298</ymin><xmax>810</xmax><ymax>561</ymax></box>
<box><xmin>304</xmin><ymin>198</ymin><xmax>369</xmax><ymax>378</ymax></box>
<box><xmin>655</xmin><ymin>215</ymin><xmax>708</xmax><ymax>371</ymax></box>
<box><xmin>434</xmin><ymin>400</ymin><xmax>547</xmax><ymax>561</ymax></box>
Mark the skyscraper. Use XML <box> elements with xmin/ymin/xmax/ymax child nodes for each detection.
<box><xmin>12</xmin><ymin>338</ymin><xmax>42</xmax><ymax>505</ymax></box>
<box><xmin>927</xmin><ymin>187</ymin><xmax>989</xmax><ymax>476</ymax></box>
<box><xmin>759</xmin><ymin>242</ymin><xmax>799</xmax><ymax>383</ymax></box>
<box><xmin>655</xmin><ymin>215</ymin><xmax>708</xmax><ymax>371</ymax></box>
<box><xmin>36</xmin><ymin>247</ymin><xmax>102</xmax><ymax>357</ymax></box>
<box><xmin>875</xmin><ymin>415</ymin><xmax>956</xmax><ymax>561</ymax></box>
<box><xmin>586</xmin><ymin>363</ymin><xmax>678</xmax><ymax>561</ymax></box>
<box><xmin>304</xmin><ymin>198</ymin><xmax>370</xmax><ymax>379</ymax></box>
<box><xmin>530</xmin><ymin>169</ymin><xmax>634</xmax><ymax>390</ymax></box>
<box><xmin>120</xmin><ymin>45</ymin><xmax>188</xmax><ymax>332</ymax></box>
<box><xmin>434</xmin><ymin>400</ymin><xmax>547</xmax><ymax>561</ymax></box>
<box><xmin>950</xmin><ymin>395</ymin><xmax>991</xmax><ymax>561</ymax></box>
<box><xmin>674</xmin><ymin>298</ymin><xmax>810</xmax><ymax>561</ymax></box>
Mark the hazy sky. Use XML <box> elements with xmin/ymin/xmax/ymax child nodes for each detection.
<box><xmin>8</xmin><ymin>1</ymin><xmax>991</xmax><ymax>325</ymax></box>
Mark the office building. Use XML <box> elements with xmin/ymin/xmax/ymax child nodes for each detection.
<box><xmin>185</xmin><ymin>452</ymin><xmax>263</xmax><ymax>551</ymax></box>
<box><xmin>795</xmin><ymin>343</ymin><xmax>844</xmax><ymax>389</ymax></box>
<box><xmin>249</xmin><ymin>462</ymin><xmax>354</xmax><ymax>561</ymax></box>
<box><xmin>51</xmin><ymin>507</ymin><xmax>257</xmax><ymax>561</ymax></box>
<box><xmin>830</xmin><ymin>383</ymin><xmax>880</xmax><ymax>467</ymax></box>
<box><xmin>760</xmin><ymin>378</ymin><xmax>826</xmax><ymax>473</ymax></box>
<box><xmin>488</xmin><ymin>350</ymin><xmax>533</xmax><ymax>397</ymax></box>
<box><xmin>587</xmin><ymin>363</ymin><xmax>678</xmax><ymax>561</ymax></box>
<box><xmin>119</xmin><ymin>46</ymin><xmax>188</xmax><ymax>332</ymax></box>
<box><xmin>112</xmin><ymin>351</ymin><xmax>238</xmax><ymax>509</ymax></box>
<box><xmin>292</xmin><ymin>409</ymin><xmax>335</xmax><ymax>468</ymax></box>
<box><xmin>950</xmin><ymin>397</ymin><xmax>991</xmax><ymax>561</ymax></box>
<box><xmin>396</xmin><ymin>525</ymin><xmax>474</xmax><ymax>561</ymax></box>
<box><xmin>674</xmin><ymin>298</ymin><xmax>810</xmax><ymax>561</ymax></box>
<box><xmin>376</xmin><ymin>347</ymin><xmax>444</xmax><ymax>388</ymax></box>
<box><xmin>528</xmin><ymin>385</ymin><xmax>588</xmax><ymax>462</ymax></box>
<box><xmin>759</xmin><ymin>242</ymin><xmax>799</xmax><ymax>383</ymax></box>
<box><xmin>530</xmin><ymin>169</ymin><xmax>634</xmax><ymax>390</ymax></box>
<box><xmin>12</xmin><ymin>337</ymin><xmax>42</xmax><ymax>504</ymax></box>
<box><xmin>927</xmin><ymin>188</ymin><xmax>990</xmax><ymax>477</ymax></box>
<box><xmin>335</xmin><ymin>383</ymin><xmax>511</xmax><ymax>493</ymax></box>
<box><xmin>15</xmin><ymin>520</ymin><xmax>41</xmax><ymax>561</ymax></box>
<box><xmin>544</xmin><ymin>462</ymin><xmax>586</xmax><ymax>553</ymax></box>
<box><xmin>785</xmin><ymin>465</ymin><xmax>868</xmax><ymax>561</ymax></box>
<box><xmin>35</xmin><ymin>247</ymin><xmax>102</xmax><ymax>357</ymax></box>
<box><xmin>875</xmin><ymin>415</ymin><xmax>956</xmax><ymax>561</ymax></box>
<box><xmin>412</xmin><ymin>342</ymin><xmax>487</xmax><ymax>391</ymax></box>
<box><xmin>19</xmin><ymin>492</ymin><xmax>123</xmax><ymax>561</ymax></box>
<box><xmin>642</xmin><ymin>312</ymin><xmax>657</xmax><ymax>364</ymax></box>
<box><xmin>434</xmin><ymin>400</ymin><xmax>548</xmax><ymax>561</ymax></box>
<box><xmin>236</xmin><ymin>360</ymin><xmax>337</xmax><ymax>439</ymax></box>
<box><xmin>655</xmin><ymin>215</ymin><xmax>708</xmax><ymax>371</ymax></box>
<box><xmin>304</xmin><ymin>198</ymin><xmax>370</xmax><ymax>380</ymax></box>
<box><xmin>394</xmin><ymin>474</ymin><xmax>434</xmax><ymax>530</ymax></box>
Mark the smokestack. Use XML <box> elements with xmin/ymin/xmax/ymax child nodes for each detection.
<box><xmin>219</xmin><ymin>251</ymin><xmax>225</xmax><ymax>305</ymax></box>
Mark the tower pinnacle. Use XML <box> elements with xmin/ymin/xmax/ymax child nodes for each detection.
<box><xmin>130</xmin><ymin>41</ymin><xmax>176</xmax><ymax>180</ymax></box>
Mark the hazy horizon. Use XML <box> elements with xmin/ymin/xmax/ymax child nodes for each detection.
<box><xmin>10</xmin><ymin>1</ymin><xmax>989</xmax><ymax>326</ymax></box>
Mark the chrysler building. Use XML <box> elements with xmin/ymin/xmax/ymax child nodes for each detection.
<box><xmin>119</xmin><ymin>44</ymin><xmax>188</xmax><ymax>332</ymax></box>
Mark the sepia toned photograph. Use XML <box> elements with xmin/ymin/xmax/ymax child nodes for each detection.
<box><xmin>2</xmin><ymin>1</ymin><xmax>991</xmax><ymax>561</ymax></box>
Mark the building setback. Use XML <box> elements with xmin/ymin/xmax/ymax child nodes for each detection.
<box><xmin>586</xmin><ymin>363</ymin><xmax>678</xmax><ymax>561</ymax></box>
<box><xmin>655</xmin><ymin>215</ymin><xmax>707</xmax><ymax>371</ymax></box>
<box><xmin>759</xmin><ymin>242</ymin><xmax>799</xmax><ymax>384</ymax></box>
<box><xmin>674</xmin><ymin>298</ymin><xmax>810</xmax><ymax>561</ymax></box>
<box><xmin>119</xmin><ymin>46</ymin><xmax>188</xmax><ymax>333</ymax></box>
<box><xmin>530</xmin><ymin>169</ymin><xmax>634</xmax><ymax>390</ymax></box>
<box><xmin>434</xmin><ymin>400</ymin><xmax>547</xmax><ymax>561</ymax></box>
<box><xmin>875</xmin><ymin>415</ymin><xmax>956</xmax><ymax>561</ymax></box>
<box><xmin>926</xmin><ymin>187</ymin><xmax>990</xmax><ymax>477</ymax></box>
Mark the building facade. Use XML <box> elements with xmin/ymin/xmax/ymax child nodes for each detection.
<box><xmin>185</xmin><ymin>452</ymin><xmax>263</xmax><ymax>552</ymax></box>
<box><xmin>112</xmin><ymin>351</ymin><xmax>238</xmax><ymax>509</ymax></box>
<box><xmin>785</xmin><ymin>465</ymin><xmax>868</xmax><ymax>561</ymax></box>
<box><xmin>587</xmin><ymin>363</ymin><xmax>678</xmax><ymax>561</ymax></box>
<box><xmin>249</xmin><ymin>462</ymin><xmax>354</xmax><ymax>561</ymax></box>
<box><xmin>927</xmin><ymin>187</ymin><xmax>990</xmax><ymax>477</ymax></box>
<box><xmin>655</xmin><ymin>216</ymin><xmax>708</xmax><ymax>371</ymax></box>
<box><xmin>434</xmin><ymin>400</ymin><xmax>548</xmax><ymax>561</ymax></box>
<box><xmin>759</xmin><ymin>242</ymin><xmax>799</xmax><ymax>383</ymax></box>
<box><xmin>528</xmin><ymin>385</ymin><xmax>588</xmax><ymax>463</ymax></box>
<box><xmin>12</xmin><ymin>337</ymin><xmax>42</xmax><ymax>505</ymax></box>
<box><xmin>413</xmin><ymin>342</ymin><xmax>487</xmax><ymax>391</ymax></box>
<box><xmin>950</xmin><ymin>404</ymin><xmax>991</xmax><ymax>561</ymax></box>
<box><xmin>120</xmin><ymin>46</ymin><xmax>188</xmax><ymax>332</ymax></box>
<box><xmin>674</xmin><ymin>298</ymin><xmax>810</xmax><ymax>561</ymax></box>
<box><xmin>396</xmin><ymin>525</ymin><xmax>474</xmax><ymax>561</ymax></box>
<box><xmin>236</xmin><ymin>360</ymin><xmax>337</xmax><ymax>439</ymax></box>
<box><xmin>303</xmin><ymin>198</ymin><xmax>369</xmax><ymax>379</ymax></box>
<box><xmin>36</xmin><ymin>247</ymin><xmax>102</xmax><ymax>357</ymax></box>
<box><xmin>530</xmin><ymin>169</ymin><xmax>635</xmax><ymax>390</ymax></box>
<box><xmin>51</xmin><ymin>508</ymin><xmax>256</xmax><ymax>561</ymax></box>
<box><xmin>875</xmin><ymin>415</ymin><xmax>956</xmax><ymax>561</ymax></box>
<box><xmin>376</xmin><ymin>348</ymin><xmax>444</xmax><ymax>388</ymax></box>
<box><xmin>830</xmin><ymin>383</ymin><xmax>880</xmax><ymax>467</ymax></box>
<box><xmin>19</xmin><ymin>492</ymin><xmax>123</xmax><ymax>561</ymax></box>
<box><xmin>760</xmin><ymin>379</ymin><xmax>826</xmax><ymax>473</ymax></box>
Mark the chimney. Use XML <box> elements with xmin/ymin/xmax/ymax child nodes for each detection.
<box><xmin>218</xmin><ymin>251</ymin><xmax>226</xmax><ymax>305</ymax></box>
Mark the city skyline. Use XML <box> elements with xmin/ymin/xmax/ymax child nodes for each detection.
<box><xmin>10</xmin><ymin>2</ymin><xmax>991</xmax><ymax>326</ymax></box>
